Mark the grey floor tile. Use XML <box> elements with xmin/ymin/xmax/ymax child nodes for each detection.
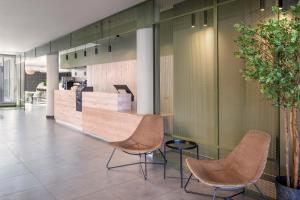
<box><xmin>0</xmin><ymin>163</ymin><xmax>30</xmax><ymax>181</ymax></box>
<box><xmin>0</xmin><ymin>107</ymin><xmax>257</xmax><ymax>200</ymax></box>
<box><xmin>0</xmin><ymin>174</ymin><xmax>40</xmax><ymax>197</ymax></box>
<box><xmin>75</xmin><ymin>189</ymin><xmax>121</xmax><ymax>200</ymax></box>
<box><xmin>0</xmin><ymin>186</ymin><xmax>55</xmax><ymax>200</ymax></box>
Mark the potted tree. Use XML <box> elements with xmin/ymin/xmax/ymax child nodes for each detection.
<box><xmin>234</xmin><ymin>2</ymin><xmax>300</xmax><ymax>199</ymax></box>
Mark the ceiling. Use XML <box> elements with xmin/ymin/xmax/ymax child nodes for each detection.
<box><xmin>0</xmin><ymin>0</ymin><xmax>144</xmax><ymax>54</ymax></box>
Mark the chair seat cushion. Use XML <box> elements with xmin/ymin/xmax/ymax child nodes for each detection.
<box><xmin>186</xmin><ymin>158</ymin><xmax>252</xmax><ymax>189</ymax></box>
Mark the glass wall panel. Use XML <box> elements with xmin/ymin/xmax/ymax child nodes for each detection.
<box><xmin>160</xmin><ymin>7</ymin><xmax>217</xmax><ymax>158</ymax></box>
<box><xmin>0</xmin><ymin>56</ymin><xmax>17</xmax><ymax>105</ymax></box>
<box><xmin>218</xmin><ymin>0</ymin><xmax>279</xmax><ymax>176</ymax></box>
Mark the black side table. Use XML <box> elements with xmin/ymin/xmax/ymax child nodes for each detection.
<box><xmin>164</xmin><ymin>139</ymin><xmax>199</xmax><ymax>188</ymax></box>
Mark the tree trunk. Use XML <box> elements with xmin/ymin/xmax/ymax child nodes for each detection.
<box><xmin>284</xmin><ymin>109</ymin><xmax>291</xmax><ymax>187</ymax></box>
<box><xmin>292</xmin><ymin>108</ymin><xmax>299</xmax><ymax>189</ymax></box>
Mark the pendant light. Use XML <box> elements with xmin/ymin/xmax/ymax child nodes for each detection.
<box><xmin>191</xmin><ymin>14</ymin><xmax>196</xmax><ymax>28</ymax></box>
<box><xmin>84</xmin><ymin>45</ymin><xmax>87</xmax><ymax>57</ymax></box>
<box><xmin>108</xmin><ymin>19</ymin><xmax>112</xmax><ymax>52</ymax></box>
<box><xmin>94</xmin><ymin>40</ymin><xmax>98</xmax><ymax>55</ymax></box>
<box><xmin>74</xmin><ymin>48</ymin><xmax>77</xmax><ymax>59</ymax></box>
<box><xmin>107</xmin><ymin>38</ymin><xmax>111</xmax><ymax>52</ymax></box>
<box><xmin>260</xmin><ymin>0</ymin><xmax>265</xmax><ymax>11</ymax></box>
<box><xmin>203</xmin><ymin>10</ymin><xmax>208</xmax><ymax>27</ymax></box>
<box><xmin>278</xmin><ymin>0</ymin><xmax>283</xmax><ymax>10</ymax></box>
<box><xmin>108</xmin><ymin>42</ymin><xmax>112</xmax><ymax>52</ymax></box>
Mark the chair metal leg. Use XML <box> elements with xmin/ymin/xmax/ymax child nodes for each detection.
<box><xmin>106</xmin><ymin>148</ymin><xmax>116</xmax><ymax>169</ymax></box>
<box><xmin>184</xmin><ymin>173</ymin><xmax>245</xmax><ymax>200</ymax></box>
<box><xmin>254</xmin><ymin>183</ymin><xmax>266</xmax><ymax>200</ymax></box>
<box><xmin>212</xmin><ymin>188</ymin><xmax>218</xmax><ymax>200</ymax></box>
<box><xmin>144</xmin><ymin>153</ymin><xmax>147</xmax><ymax>180</ymax></box>
<box><xmin>106</xmin><ymin>148</ymin><xmax>141</xmax><ymax>169</ymax></box>
<box><xmin>106</xmin><ymin>148</ymin><xmax>165</xmax><ymax>180</ymax></box>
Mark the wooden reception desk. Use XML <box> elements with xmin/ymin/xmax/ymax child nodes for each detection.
<box><xmin>54</xmin><ymin>90</ymin><xmax>141</xmax><ymax>142</ymax></box>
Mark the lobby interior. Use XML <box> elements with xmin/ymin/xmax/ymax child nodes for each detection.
<box><xmin>0</xmin><ymin>0</ymin><xmax>298</xmax><ymax>199</ymax></box>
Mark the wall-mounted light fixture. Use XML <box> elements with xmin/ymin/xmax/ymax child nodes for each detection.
<box><xmin>260</xmin><ymin>0</ymin><xmax>265</xmax><ymax>11</ymax></box>
<box><xmin>203</xmin><ymin>10</ymin><xmax>208</xmax><ymax>27</ymax></box>
<box><xmin>278</xmin><ymin>0</ymin><xmax>283</xmax><ymax>10</ymax></box>
<box><xmin>191</xmin><ymin>14</ymin><xmax>196</xmax><ymax>28</ymax></box>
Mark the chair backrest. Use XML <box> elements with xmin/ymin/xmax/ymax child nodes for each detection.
<box><xmin>127</xmin><ymin>115</ymin><xmax>164</xmax><ymax>150</ymax></box>
<box><xmin>225</xmin><ymin>130</ymin><xmax>271</xmax><ymax>183</ymax></box>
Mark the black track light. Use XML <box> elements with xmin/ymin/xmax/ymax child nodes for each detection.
<box><xmin>203</xmin><ymin>10</ymin><xmax>208</xmax><ymax>27</ymax></box>
<box><xmin>65</xmin><ymin>54</ymin><xmax>68</xmax><ymax>60</ymax></box>
<box><xmin>108</xmin><ymin>44</ymin><xmax>112</xmax><ymax>52</ymax></box>
<box><xmin>95</xmin><ymin>46</ymin><xmax>98</xmax><ymax>54</ymax></box>
<box><xmin>191</xmin><ymin>14</ymin><xmax>196</xmax><ymax>28</ymax></box>
<box><xmin>74</xmin><ymin>52</ymin><xmax>77</xmax><ymax>59</ymax></box>
<box><xmin>260</xmin><ymin>0</ymin><xmax>265</xmax><ymax>12</ymax></box>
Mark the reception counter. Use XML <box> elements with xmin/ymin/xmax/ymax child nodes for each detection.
<box><xmin>54</xmin><ymin>90</ymin><xmax>141</xmax><ymax>142</ymax></box>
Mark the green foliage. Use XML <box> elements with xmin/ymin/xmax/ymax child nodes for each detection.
<box><xmin>234</xmin><ymin>3</ymin><xmax>300</xmax><ymax>109</ymax></box>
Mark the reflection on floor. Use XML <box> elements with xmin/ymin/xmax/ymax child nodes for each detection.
<box><xmin>0</xmin><ymin>107</ymin><xmax>256</xmax><ymax>200</ymax></box>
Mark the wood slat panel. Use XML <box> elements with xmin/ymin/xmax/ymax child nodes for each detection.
<box><xmin>86</xmin><ymin>60</ymin><xmax>136</xmax><ymax>97</ymax></box>
<box><xmin>82</xmin><ymin>92</ymin><xmax>132</xmax><ymax>112</ymax></box>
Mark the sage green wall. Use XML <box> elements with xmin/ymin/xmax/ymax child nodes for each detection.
<box><xmin>159</xmin><ymin>0</ymin><xmax>280</xmax><ymax>175</ymax></box>
<box><xmin>218</xmin><ymin>0</ymin><xmax>279</xmax><ymax>175</ymax></box>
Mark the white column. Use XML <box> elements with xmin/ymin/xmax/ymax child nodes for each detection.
<box><xmin>46</xmin><ymin>54</ymin><xmax>59</xmax><ymax>118</ymax></box>
<box><xmin>136</xmin><ymin>27</ymin><xmax>154</xmax><ymax>115</ymax></box>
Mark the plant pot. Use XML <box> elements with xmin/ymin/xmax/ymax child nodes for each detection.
<box><xmin>276</xmin><ymin>176</ymin><xmax>300</xmax><ymax>200</ymax></box>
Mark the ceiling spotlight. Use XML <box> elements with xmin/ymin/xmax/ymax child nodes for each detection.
<box><xmin>95</xmin><ymin>46</ymin><xmax>98</xmax><ymax>54</ymax></box>
<box><xmin>65</xmin><ymin>54</ymin><xmax>68</xmax><ymax>60</ymax></box>
<box><xmin>203</xmin><ymin>10</ymin><xmax>208</xmax><ymax>27</ymax></box>
<box><xmin>191</xmin><ymin>14</ymin><xmax>196</xmax><ymax>28</ymax></box>
<box><xmin>74</xmin><ymin>52</ymin><xmax>77</xmax><ymax>59</ymax></box>
<box><xmin>260</xmin><ymin>0</ymin><xmax>265</xmax><ymax>12</ymax></box>
<box><xmin>108</xmin><ymin>44</ymin><xmax>112</xmax><ymax>52</ymax></box>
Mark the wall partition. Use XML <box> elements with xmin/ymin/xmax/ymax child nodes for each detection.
<box><xmin>159</xmin><ymin>0</ymin><xmax>280</xmax><ymax>178</ymax></box>
<box><xmin>0</xmin><ymin>56</ymin><xmax>18</xmax><ymax>106</ymax></box>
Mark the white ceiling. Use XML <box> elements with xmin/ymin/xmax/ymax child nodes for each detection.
<box><xmin>0</xmin><ymin>0</ymin><xmax>144</xmax><ymax>54</ymax></box>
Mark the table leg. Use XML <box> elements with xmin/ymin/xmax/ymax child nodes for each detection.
<box><xmin>180</xmin><ymin>149</ymin><xmax>183</xmax><ymax>188</ymax></box>
<box><xmin>164</xmin><ymin>143</ymin><xmax>166</xmax><ymax>179</ymax></box>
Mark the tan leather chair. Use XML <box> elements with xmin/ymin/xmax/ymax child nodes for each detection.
<box><xmin>106</xmin><ymin>115</ymin><xmax>166</xmax><ymax>180</ymax></box>
<box><xmin>184</xmin><ymin>130</ymin><xmax>271</xmax><ymax>200</ymax></box>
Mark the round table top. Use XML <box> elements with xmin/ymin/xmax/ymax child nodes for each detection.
<box><xmin>165</xmin><ymin>139</ymin><xmax>197</xmax><ymax>150</ymax></box>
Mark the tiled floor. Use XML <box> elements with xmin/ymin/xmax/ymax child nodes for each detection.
<box><xmin>0</xmin><ymin>106</ymin><xmax>256</xmax><ymax>200</ymax></box>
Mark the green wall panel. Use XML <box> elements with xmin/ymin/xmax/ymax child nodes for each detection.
<box><xmin>36</xmin><ymin>43</ymin><xmax>50</xmax><ymax>57</ymax></box>
<box><xmin>51</xmin><ymin>35</ymin><xmax>71</xmax><ymax>52</ymax></box>
<box><xmin>71</xmin><ymin>22</ymin><xmax>102</xmax><ymax>47</ymax></box>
